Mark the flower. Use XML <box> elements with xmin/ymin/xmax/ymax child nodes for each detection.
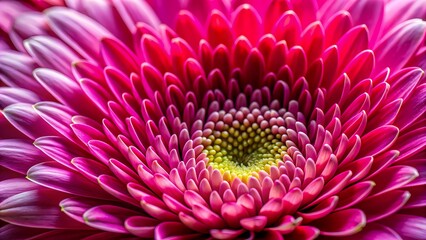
<box><xmin>0</xmin><ymin>0</ymin><xmax>425</xmax><ymax>239</ymax></box>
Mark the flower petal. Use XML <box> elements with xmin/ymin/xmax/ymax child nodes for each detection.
<box><xmin>374</xmin><ymin>19</ymin><xmax>426</xmax><ymax>74</ymax></box>
<box><xmin>83</xmin><ymin>205</ymin><xmax>138</xmax><ymax>233</ymax></box>
<box><xmin>312</xmin><ymin>209</ymin><xmax>366</xmax><ymax>236</ymax></box>
<box><xmin>0</xmin><ymin>139</ymin><xmax>49</xmax><ymax>174</ymax></box>
<box><xmin>27</xmin><ymin>161</ymin><xmax>112</xmax><ymax>199</ymax></box>
<box><xmin>46</xmin><ymin>7</ymin><xmax>113</xmax><ymax>61</ymax></box>
<box><xmin>0</xmin><ymin>189</ymin><xmax>88</xmax><ymax>229</ymax></box>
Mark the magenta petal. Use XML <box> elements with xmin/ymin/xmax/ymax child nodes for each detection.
<box><xmin>154</xmin><ymin>222</ymin><xmax>199</xmax><ymax>239</ymax></box>
<box><xmin>23</xmin><ymin>229</ymin><xmax>99</xmax><ymax>240</ymax></box>
<box><xmin>113</xmin><ymin>0</ymin><xmax>160</xmax><ymax>32</ymax></box>
<box><xmin>359</xmin><ymin>125</ymin><xmax>399</xmax><ymax>156</ymax></box>
<box><xmin>0</xmin><ymin>87</ymin><xmax>40</xmax><ymax>108</ymax></box>
<box><xmin>0</xmin><ymin>224</ymin><xmax>47</xmax><ymax>240</ymax></box>
<box><xmin>0</xmin><ymin>51</ymin><xmax>52</xmax><ymax>99</ymax></box>
<box><xmin>240</xmin><ymin>216</ymin><xmax>268</xmax><ymax>232</ymax></box>
<box><xmin>394</xmin><ymin>84</ymin><xmax>426</xmax><ymax>131</ymax></box>
<box><xmin>83</xmin><ymin>205</ymin><xmax>138</xmax><ymax>233</ymax></box>
<box><xmin>124</xmin><ymin>216</ymin><xmax>158</xmax><ymax>238</ymax></box>
<box><xmin>232</xmin><ymin>4</ymin><xmax>262</xmax><ymax>45</ymax></box>
<box><xmin>0</xmin><ymin>189</ymin><xmax>88</xmax><ymax>229</ymax></box>
<box><xmin>3</xmin><ymin>103</ymin><xmax>59</xmax><ymax>140</ymax></box>
<box><xmin>60</xmin><ymin>196</ymin><xmax>111</xmax><ymax>224</ymax></box>
<box><xmin>379</xmin><ymin>214</ymin><xmax>426</xmax><ymax>240</ymax></box>
<box><xmin>193</xmin><ymin>203</ymin><xmax>226</xmax><ymax>229</ymax></box>
<box><xmin>0</xmin><ymin>178</ymin><xmax>39</xmax><ymax>202</ymax></box>
<box><xmin>101</xmin><ymin>38</ymin><xmax>139</xmax><ymax>75</ymax></box>
<box><xmin>140</xmin><ymin>195</ymin><xmax>178</xmax><ymax>221</ymax></box>
<box><xmin>312</xmin><ymin>209</ymin><xmax>366</xmax><ymax>236</ymax></box>
<box><xmin>0</xmin><ymin>139</ymin><xmax>49</xmax><ymax>174</ymax></box>
<box><xmin>346</xmin><ymin>223</ymin><xmax>402</xmax><ymax>240</ymax></box>
<box><xmin>210</xmin><ymin>228</ymin><xmax>246</xmax><ymax>239</ymax></box>
<box><xmin>369</xmin><ymin>165</ymin><xmax>419</xmax><ymax>197</ymax></box>
<box><xmin>287</xmin><ymin>226</ymin><xmax>320</xmax><ymax>240</ymax></box>
<box><xmin>27</xmin><ymin>161</ymin><xmax>112</xmax><ymax>200</ymax></box>
<box><xmin>33</xmin><ymin>102</ymin><xmax>82</xmax><ymax>146</ymax></box>
<box><xmin>33</xmin><ymin>68</ymin><xmax>103</xmax><ymax>118</ymax></box>
<box><xmin>98</xmin><ymin>174</ymin><xmax>139</xmax><ymax>206</ymax></box>
<box><xmin>356</xmin><ymin>190</ymin><xmax>410</xmax><ymax>222</ymax></box>
<box><xmin>336</xmin><ymin>181</ymin><xmax>375</xmax><ymax>211</ymax></box>
<box><xmin>298</xmin><ymin>196</ymin><xmax>338</xmax><ymax>223</ymax></box>
<box><xmin>24</xmin><ymin>36</ymin><xmax>80</xmax><ymax>76</ymax></box>
<box><xmin>374</xmin><ymin>19</ymin><xmax>426</xmax><ymax>74</ymax></box>
<box><xmin>46</xmin><ymin>7</ymin><xmax>113</xmax><ymax>61</ymax></box>
<box><xmin>34</xmin><ymin>136</ymin><xmax>88</xmax><ymax>170</ymax></box>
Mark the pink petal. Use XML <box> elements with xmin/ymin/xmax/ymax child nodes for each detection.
<box><xmin>100</xmin><ymin>37</ymin><xmax>139</xmax><ymax>75</ymax></box>
<box><xmin>287</xmin><ymin>226</ymin><xmax>320</xmax><ymax>240</ymax></box>
<box><xmin>98</xmin><ymin>174</ymin><xmax>139</xmax><ymax>206</ymax></box>
<box><xmin>379</xmin><ymin>214</ymin><xmax>426</xmax><ymax>240</ymax></box>
<box><xmin>34</xmin><ymin>136</ymin><xmax>88</xmax><ymax>170</ymax></box>
<box><xmin>124</xmin><ymin>216</ymin><xmax>158</xmax><ymax>238</ymax></box>
<box><xmin>3</xmin><ymin>103</ymin><xmax>59</xmax><ymax>140</ymax></box>
<box><xmin>0</xmin><ymin>51</ymin><xmax>51</xmax><ymax>98</ymax></box>
<box><xmin>359</xmin><ymin>125</ymin><xmax>399</xmax><ymax>156</ymax></box>
<box><xmin>0</xmin><ymin>87</ymin><xmax>40</xmax><ymax>108</ymax></box>
<box><xmin>346</xmin><ymin>223</ymin><xmax>402</xmax><ymax>240</ymax></box>
<box><xmin>356</xmin><ymin>190</ymin><xmax>411</xmax><ymax>222</ymax></box>
<box><xmin>193</xmin><ymin>203</ymin><xmax>226</xmax><ymax>229</ymax></box>
<box><xmin>83</xmin><ymin>205</ymin><xmax>138</xmax><ymax>233</ymax></box>
<box><xmin>34</xmin><ymin>68</ymin><xmax>103</xmax><ymax>118</ymax></box>
<box><xmin>207</xmin><ymin>10</ymin><xmax>233</xmax><ymax>49</ymax></box>
<box><xmin>66</xmin><ymin>0</ymin><xmax>131</xmax><ymax>46</ymax></box>
<box><xmin>336</xmin><ymin>25</ymin><xmax>369</xmax><ymax>71</ymax></box>
<box><xmin>312</xmin><ymin>209</ymin><xmax>366</xmax><ymax>236</ymax></box>
<box><xmin>24</xmin><ymin>36</ymin><xmax>80</xmax><ymax>76</ymax></box>
<box><xmin>175</xmin><ymin>11</ymin><xmax>203</xmax><ymax>51</ymax></box>
<box><xmin>347</xmin><ymin>0</ymin><xmax>384</xmax><ymax>45</ymax></box>
<box><xmin>0</xmin><ymin>139</ymin><xmax>49</xmax><ymax>174</ymax></box>
<box><xmin>27</xmin><ymin>161</ymin><xmax>112</xmax><ymax>199</ymax></box>
<box><xmin>369</xmin><ymin>165</ymin><xmax>419</xmax><ymax>197</ymax></box>
<box><xmin>178</xmin><ymin>211</ymin><xmax>211</xmax><ymax>233</ymax></box>
<box><xmin>394</xmin><ymin>84</ymin><xmax>426</xmax><ymax>131</ymax></box>
<box><xmin>291</xmin><ymin>0</ymin><xmax>318</xmax><ymax>28</ymax></box>
<box><xmin>154</xmin><ymin>222</ymin><xmax>200</xmax><ymax>239</ymax></box>
<box><xmin>335</xmin><ymin>181</ymin><xmax>375</xmax><ymax>211</ymax></box>
<box><xmin>298</xmin><ymin>196</ymin><xmax>338</xmax><ymax>223</ymax></box>
<box><xmin>240</xmin><ymin>216</ymin><xmax>268</xmax><ymax>232</ymax></box>
<box><xmin>60</xmin><ymin>196</ymin><xmax>111</xmax><ymax>224</ymax></box>
<box><xmin>140</xmin><ymin>195</ymin><xmax>178</xmax><ymax>221</ymax></box>
<box><xmin>373</xmin><ymin>19</ymin><xmax>426</xmax><ymax>74</ymax></box>
<box><xmin>46</xmin><ymin>7</ymin><xmax>113</xmax><ymax>61</ymax></box>
<box><xmin>113</xmin><ymin>0</ymin><xmax>160</xmax><ymax>32</ymax></box>
<box><xmin>0</xmin><ymin>178</ymin><xmax>39</xmax><ymax>202</ymax></box>
<box><xmin>0</xmin><ymin>189</ymin><xmax>88</xmax><ymax>229</ymax></box>
<box><xmin>232</xmin><ymin>4</ymin><xmax>262</xmax><ymax>45</ymax></box>
<box><xmin>0</xmin><ymin>224</ymin><xmax>46</xmax><ymax>240</ymax></box>
<box><xmin>385</xmin><ymin>68</ymin><xmax>423</xmax><ymax>102</ymax></box>
<box><xmin>33</xmin><ymin>102</ymin><xmax>82</xmax><ymax>144</ymax></box>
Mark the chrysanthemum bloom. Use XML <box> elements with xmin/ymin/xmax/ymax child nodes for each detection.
<box><xmin>0</xmin><ymin>0</ymin><xmax>425</xmax><ymax>239</ymax></box>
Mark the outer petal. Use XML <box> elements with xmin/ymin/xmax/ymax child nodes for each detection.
<box><xmin>45</xmin><ymin>7</ymin><xmax>113</xmax><ymax>61</ymax></box>
<box><xmin>27</xmin><ymin>161</ymin><xmax>113</xmax><ymax>200</ymax></box>
<box><xmin>373</xmin><ymin>19</ymin><xmax>426</xmax><ymax>74</ymax></box>
<box><xmin>0</xmin><ymin>189</ymin><xmax>88</xmax><ymax>229</ymax></box>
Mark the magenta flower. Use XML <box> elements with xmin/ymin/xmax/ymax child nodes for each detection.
<box><xmin>0</xmin><ymin>0</ymin><xmax>425</xmax><ymax>239</ymax></box>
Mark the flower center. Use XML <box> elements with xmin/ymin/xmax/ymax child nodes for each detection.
<box><xmin>202</xmin><ymin>106</ymin><xmax>287</xmax><ymax>182</ymax></box>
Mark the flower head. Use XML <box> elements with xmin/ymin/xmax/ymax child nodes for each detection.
<box><xmin>0</xmin><ymin>0</ymin><xmax>425</xmax><ymax>239</ymax></box>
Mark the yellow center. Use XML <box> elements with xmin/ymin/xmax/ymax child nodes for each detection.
<box><xmin>201</xmin><ymin>107</ymin><xmax>287</xmax><ymax>182</ymax></box>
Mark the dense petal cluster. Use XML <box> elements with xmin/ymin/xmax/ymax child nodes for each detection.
<box><xmin>0</xmin><ymin>0</ymin><xmax>425</xmax><ymax>239</ymax></box>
